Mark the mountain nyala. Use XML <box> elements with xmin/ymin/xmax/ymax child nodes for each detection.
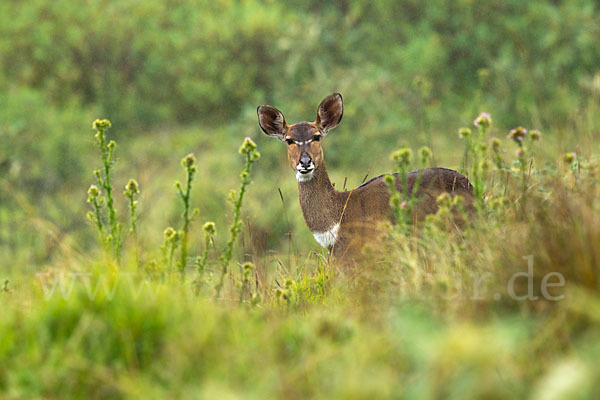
<box><xmin>257</xmin><ymin>93</ymin><xmax>474</xmax><ymax>258</ymax></box>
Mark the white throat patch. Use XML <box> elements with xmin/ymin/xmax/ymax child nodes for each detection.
<box><xmin>296</xmin><ymin>170</ymin><xmax>314</xmax><ymax>182</ymax></box>
<box><xmin>312</xmin><ymin>223</ymin><xmax>339</xmax><ymax>249</ymax></box>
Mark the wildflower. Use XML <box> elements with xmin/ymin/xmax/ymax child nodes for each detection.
<box><xmin>473</xmin><ymin>112</ymin><xmax>492</xmax><ymax>128</ymax></box>
<box><xmin>508</xmin><ymin>127</ymin><xmax>527</xmax><ymax>144</ymax></box>
<box><xmin>529</xmin><ymin>129</ymin><xmax>542</xmax><ymax>141</ymax></box>
<box><xmin>107</xmin><ymin>140</ymin><xmax>116</xmax><ymax>150</ymax></box>
<box><xmin>239</xmin><ymin>137</ymin><xmax>257</xmax><ymax>154</ymax></box>
<box><xmin>516</xmin><ymin>149</ymin><xmax>525</xmax><ymax>158</ymax></box>
<box><xmin>400</xmin><ymin>201</ymin><xmax>407</xmax><ymax>208</ymax></box>
<box><xmin>391</xmin><ymin>148</ymin><xmax>412</xmax><ymax>165</ymax></box>
<box><xmin>87</xmin><ymin>184</ymin><xmax>100</xmax><ymax>199</ymax></box>
<box><xmin>203</xmin><ymin>221</ymin><xmax>216</xmax><ymax>235</ymax></box>
<box><xmin>458</xmin><ymin>127</ymin><xmax>472</xmax><ymax>138</ymax></box>
<box><xmin>182</xmin><ymin>153</ymin><xmax>196</xmax><ymax>168</ymax></box>
<box><xmin>92</xmin><ymin>118</ymin><xmax>111</xmax><ymax>130</ymax></box>
<box><xmin>490</xmin><ymin>137</ymin><xmax>501</xmax><ymax>151</ymax></box>
<box><xmin>418</xmin><ymin>146</ymin><xmax>433</xmax><ymax>164</ymax></box>
<box><xmin>164</xmin><ymin>227</ymin><xmax>176</xmax><ymax>241</ymax></box>
<box><xmin>242</xmin><ymin>261</ymin><xmax>254</xmax><ymax>276</ymax></box>
<box><xmin>124</xmin><ymin>179</ymin><xmax>139</xmax><ymax>196</ymax></box>
<box><xmin>563</xmin><ymin>152</ymin><xmax>576</xmax><ymax>164</ymax></box>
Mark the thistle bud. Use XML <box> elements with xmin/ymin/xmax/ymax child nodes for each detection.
<box><xmin>529</xmin><ymin>129</ymin><xmax>542</xmax><ymax>141</ymax></box>
<box><xmin>242</xmin><ymin>262</ymin><xmax>254</xmax><ymax>276</ymax></box>
<box><xmin>164</xmin><ymin>227</ymin><xmax>176</xmax><ymax>241</ymax></box>
<box><xmin>473</xmin><ymin>112</ymin><xmax>492</xmax><ymax>128</ymax></box>
<box><xmin>203</xmin><ymin>221</ymin><xmax>216</xmax><ymax>235</ymax></box>
<box><xmin>508</xmin><ymin>127</ymin><xmax>527</xmax><ymax>144</ymax></box>
<box><xmin>562</xmin><ymin>152</ymin><xmax>576</xmax><ymax>164</ymax></box>
<box><xmin>418</xmin><ymin>146</ymin><xmax>433</xmax><ymax>164</ymax></box>
<box><xmin>391</xmin><ymin>148</ymin><xmax>412</xmax><ymax>165</ymax></box>
<box><xmin>458</xmin><ymin>127</ymin><xmax>472</xmax><ymax>138</ymax></box>
<box><xmin>239</xmin><ymin>137</ymin><xmax>257</xmax><ymax>155</ymax></box>
<box><xmin>182</xmin><ymin>153</ymin><xmax>196</xmax><ymax>168</ymax></box>
<box><xmin>124</xmin><ymin>179</ymin><xmax>139</xmax><ymax>196</ymax></box>
<box><xmin>92</xmin><ymin>119</ymin><xmax>111</xmax><ymax>130</ymax></box>
<box><xmin>88</xmin><ymin>184</ymin><xmax>100</xmax><ymax>198</ymax></box>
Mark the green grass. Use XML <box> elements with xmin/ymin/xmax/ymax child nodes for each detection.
<box><xmin>2</xmin><ymin>111</ymin><xmax>600</xmax><ymax>399</ymax></box>
<box><xmin>2</xmin><ymin>1</ymin><xmax>600</xmax><ymax>397</ymax></box>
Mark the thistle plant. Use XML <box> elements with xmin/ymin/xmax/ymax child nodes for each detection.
<box><xmin>89</xmin><ymin>119</ymin><xmax>123</xmax><ymax>259</ymax></box>
<box><xmin>175</xmin><ymin>153</ymin><xmax>199</xmax><ymax>273</ymax></box>
<box><xmin>87</xmin><ymin>184</ymin><xmax>105</xmax><ymax>246</ymax></box>
<box><xmin>162</xmin><ymin>227</ymin><xmax>180</xmax><ymax>272</ymax></box>
<box><xmin>386</xmin><ymin>147</ymin><xmax>431</xmax><ymax>230</ymax></box>
<box><xmin>215</xmin><ymin>137</ymin><xmax>260</xmax><ymax>298</ymax></box>
<box><xmin>124</xmin><ymin>178</ymin><xmax>140</xmax><ymax>266</ymax></box>
<box><xmin>240</xmin><ymin>261</ymin><xmax>254</xmax><ymax>304</ymax></box>
<box><xmin>471</xmin><ymin>112</ymin><xmax>492</xmax><ymax>198</ymax></box>
<box><xmin>196</xmin><ymin>221</ymin><xmax>216</xmax><ymax>276</ymax></box>
<box><xmin>507</xmin><ymin>126</ymin><xmax>530</xmax><ymax>194</ymax></box>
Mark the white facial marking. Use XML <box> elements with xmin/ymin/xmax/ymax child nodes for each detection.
<box><xmin>296</xmin><ymin>162</ymin><xmax>315</xmax><ymax>183</ymax></box>
<box><xmin>296</xmin><ymin>169</ymin><xmax>314</xmax><ymax>182</ymax></box>
<box><xmin>312</xmin><ymin>223</ymin><xmax>339</xmax><ymax>249</ymax></box>
<box><xmin>293</xmin><ymin>139</ymin><xmax>313</xmax><ymax>146</ymax></box>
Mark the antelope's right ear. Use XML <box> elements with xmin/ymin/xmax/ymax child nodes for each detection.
<box><xmin>257</xmin><ymin>105</ymin><xmax>288</xmax><ymax>142</ymax></box>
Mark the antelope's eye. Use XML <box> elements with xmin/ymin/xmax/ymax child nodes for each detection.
<box><xmin>313</xmin><ymin>135</ymin><xmax>321</xmax><ymax>142</ymax></box>
<box><xmin>285</xmin><ymin>138</ymin><xmax>294</xmax><ymax>145</ymax></box>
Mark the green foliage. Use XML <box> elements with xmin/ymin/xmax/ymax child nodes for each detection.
<box><xmin>2</xmin><ymin>1</ymin><xmax>600</xmax><ymax>397</ymax></box>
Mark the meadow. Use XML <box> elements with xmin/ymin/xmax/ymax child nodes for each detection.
<box><xmin>1</xmin><ymin>0</ymin><xmax>600</xmax><ymax>398</ymax></box>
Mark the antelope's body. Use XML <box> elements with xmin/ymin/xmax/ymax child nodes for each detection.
<box><xmin>258</xmin><ymin>93</ymin><xmax>474</xmax><ymax>257</ymax></box>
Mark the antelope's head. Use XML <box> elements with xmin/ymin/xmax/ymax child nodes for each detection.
<box><xmin>257</xmin><ymin>93</ymin><xmax>343</xmax><ymax>183</ymax></box>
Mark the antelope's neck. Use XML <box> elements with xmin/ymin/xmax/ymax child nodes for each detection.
<box><xmin>297</xmin><ymin>162</ymin><xmax>343</xmax><ymax>233</ymax></box>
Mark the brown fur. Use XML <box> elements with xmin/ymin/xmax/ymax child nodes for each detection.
<box><xmin>257</xmin><ymin>93</ymin><xmax>474</xmax><ymax>258</ymax></box>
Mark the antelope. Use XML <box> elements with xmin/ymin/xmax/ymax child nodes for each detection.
<box><xmin>257</xmin><ymin>93</ymin><xmax>473</xmax><ymax>257</ymax></box>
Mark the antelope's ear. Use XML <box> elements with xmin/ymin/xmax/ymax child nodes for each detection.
<box><xmin>257</xmin><ymin>105</ymin><xmax>288</xmax><ymax>141</ymax></box>
<box><xmin>316</xmin><ymin>93</ymin><xmax>343</xmax><ymax>136</ymax></box>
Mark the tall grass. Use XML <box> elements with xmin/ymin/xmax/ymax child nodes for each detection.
<box><xmin>1</xmin><ymin>112</ymin><xmax>599</xmax><ymax>399</ymax></box>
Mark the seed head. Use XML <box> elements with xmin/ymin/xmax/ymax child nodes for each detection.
<box><xmin>164</xmin><ymin>227</ymin><xmax>176</xmax><ymax>241</ymax></box>
<box><xmin>203</xmin><ymin>221</ymin><xmax>216</xmax><ymax>235</ymax></box>
<box><xmin>88</xmin><ymin>184</ymin><xmax>100</xmax><ymax>198</ymax></box>
<box><xmin>239</xmin><ymin>137</ymin><xmax>257</xmax><ymax>155</ymax></box>
<box><xmin>529</xmin><ymin>129</ymin><xmax>542</xmax><ymax>141</ymax></box>
<box><xmin>182</xmin><ymin>153</ymin><xmax>196</xmax><ymax>168</ymax></box>
<box><xmin>563</xmin><ymin>152</ymin><xmax>576</xmax><ymax>164</ymax></box>
<box><xmin>93</xmin><ymin>119</ymin><xmax>111</xmax><ymax>130</ymax></box>
<box><xmin>242</xmin><ymin>262</ymin><xmax>254</xmax><ymax>275</ymax></box>
<box><xmin>473</xmin><ymin>112</ymin><xmax>492</xmax><ymax>128</ymax></box>
<box><xmin>458</xmin><ymin>127</ymin><xmax>472</xmax><ymax>138</ymax></box>
<box><xmin>391</xmin><ymin>148</ymin><xmax>412</xmax><ymax>165</ymax></box>
<box><xmin>508</xmin><ymin>127</ymin><xmax>527</xmax><ymax>144</ymax></box>
<box><xmin>418</xmin><ymin>146</ymin><xmax>433</xmax><ymax>164</ymax></box>
<box><xmin>124</xmin><ymin>179</ymin><xmax>139</xmax><ymax>196</ymax></box>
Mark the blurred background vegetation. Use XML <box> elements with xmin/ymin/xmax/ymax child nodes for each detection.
<box><xmin>1</xmin><ymin>0</ymin><xmax>600</xmax><ymax>272</ymax></box>
<box><xmin>2</xmin><ymin>1</ymin><xmax>600</xmax><ymax>398</ymax></box>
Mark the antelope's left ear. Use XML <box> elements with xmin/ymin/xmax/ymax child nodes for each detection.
<box><xmin>316</xmin><ymin>93</ymin><xmax>343</xmax><ymax>136</ymax></box>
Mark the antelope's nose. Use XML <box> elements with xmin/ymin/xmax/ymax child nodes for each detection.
<box><xmin>299</xmin><ymin>154</ymin><xmax>312</xmax><ymax>169</ymax></box>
